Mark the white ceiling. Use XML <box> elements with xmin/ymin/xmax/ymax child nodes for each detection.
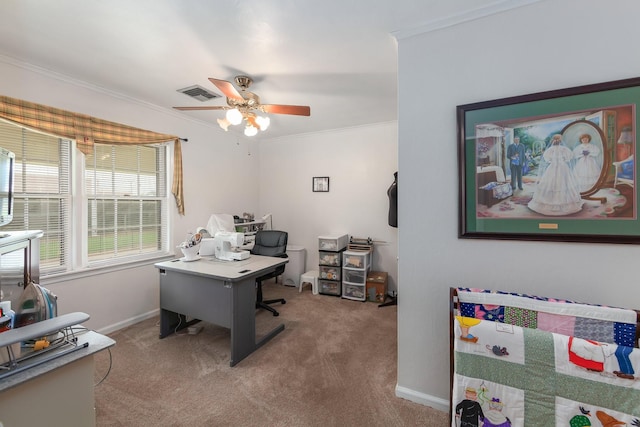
<box><xmin>0</xmin><ymin>0</ymin><xmax>523</xmax><ymax>139</ymax></box>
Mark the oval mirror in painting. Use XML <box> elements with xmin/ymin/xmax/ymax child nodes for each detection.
<box><xmin>561</xmin><ymin>120</ymin><xmax>609</xmax><ymax>200</ymax></box>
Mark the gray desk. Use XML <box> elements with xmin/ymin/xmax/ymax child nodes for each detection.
<box><xmin>154</xmin><ymin>255</ymin><xmax>288</xmax><ymax>366</ymax></box>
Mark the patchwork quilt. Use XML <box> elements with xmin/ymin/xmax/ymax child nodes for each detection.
<box><xmin>451</xmin><ymin>288</ymin><xmax>640</xmax><ymax>427</ymax></box>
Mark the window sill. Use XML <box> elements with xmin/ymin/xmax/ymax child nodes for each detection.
<box><xmin>40</xmin><ymin>254</ymin><xmax>175</xmax><ymax>285</ymax></box>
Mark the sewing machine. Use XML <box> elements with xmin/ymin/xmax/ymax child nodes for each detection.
<box><xmin>205</xmin><ymin>231</ymin><xmax>250</xmax><ymax>261</ymax></box>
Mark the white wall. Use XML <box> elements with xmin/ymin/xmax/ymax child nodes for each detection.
<box><xmin>0</xmin><ymin>57</ymin><xmax>400</xmax><ymax>332</ymax></box>
<box><xmin>396</xmin><ymin>0</ymin><xmax>640</xmax><ymax>411</ymax></box>
<box><xmin>259</xmin><ymin>123</ymin><xmax>399</xmax><ymax>290</ymax></box>
<box><xmin>0</xmin><ymin>57</ymin><xmax>260</xmax><ymax>332</ymax></box>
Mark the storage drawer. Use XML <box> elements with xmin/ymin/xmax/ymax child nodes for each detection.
<box><xmin>342</xmin><ymin>283</ymin><xmax>366</xmax><ymax>301</ymax></box>
<box><xmin>318</xmin><ymin>279</ymin><xmax>341</xmax><ymax>296</ymax></box>
<box><xmin>319</xmin><ymin>251</ymin><xmax>342</xmax><ymax>267</ymax></box>
<box><xmin>342</xmin><ymin>268</ymin><xmax>366</xmax><ymax>284</ymax></box>
<box><xmin>319</xmin><ymin>266</ymin><xmax>341</xmax><ymax>281</ymax></box>
<box><xmin>343</xmin><ymin>250</ymin><xmax>370</xmax><ymax>269</ymax></box>
<box><xmin>318</xmin><ymin>234</ymin><xmax>348</xmax><ymax>252</ymax></box>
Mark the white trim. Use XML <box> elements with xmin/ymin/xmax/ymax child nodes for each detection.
<box><xmin>41</xmin><ymin>254</ymin><xmax>173</xmax><ymax>285</ymax></box>
<box><xmin>94</xmin><ymin>309</ymin><xmax>159</xmax><ymax>335</ymax></box>
<box><xmin>392</xmin><ymin>0</ymin><xmax>544</xmax><ymax>40</ymax></box>
<box><xmin>395</xmin><ymin>384</ymin><xmax>450</xmax><ymax>413</ymax></box>
<box><xmin>0</xmin><ymin>54</ymin><xmax>164</xmax><ymax>113</ymax></box>
<box><xmin>0</xmin><ymin>53</ymin><xmax>225</xmax><ymax>134</ymax></box>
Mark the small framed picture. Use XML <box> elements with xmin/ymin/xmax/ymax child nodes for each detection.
<box><xmin>313</xmin><ymin>176</ymin><xmax>330</xmax><ymax>192</ymax></box>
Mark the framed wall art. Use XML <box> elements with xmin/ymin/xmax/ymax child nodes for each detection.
<box><xmin>313</xmin><ymin>176</ymin><xmax>330</xmax><ymax>192</ymax></box>
<box><xmin>458</xmin><ymin>77</ymin><xmax>640</xmax><ymax>244</ymax></box>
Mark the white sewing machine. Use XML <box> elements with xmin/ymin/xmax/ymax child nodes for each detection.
<box><xmin>202</xmin><ymin>231</ymin><xmax>250</xmax><ymax>261</ymax></box>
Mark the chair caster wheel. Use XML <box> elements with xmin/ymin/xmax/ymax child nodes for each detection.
<box><xmin>282</xmin><ymin>301</ymin><xmax>286</xmax><ymax>305</ymax></box>
<box><xmin>273</xmin><ymin>312</ymin><xmax>279</xmax><ymax>317</ymax></box>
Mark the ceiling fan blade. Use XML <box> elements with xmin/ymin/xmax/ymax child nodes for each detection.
<box><xmin>261</xmin><ymin>104</ymin><xmax>311</xmax><ymax>116</ymax></box>
<box><xmin>208</xmin><ymin>78</ymin><xmax>244</xmax><ymax>101</ymax></box>
<box><xmin>173</xmin><ymin>106</ymin><xmax>227</xmax><ymax>111</ymax></box>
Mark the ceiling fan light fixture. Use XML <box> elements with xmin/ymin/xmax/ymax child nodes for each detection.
<box><xmin>226</xmin><ymin>108</ymin><xmax>243</xmax><ymax>125</ymax></box>
<box><xmin>217</xmin><ymin>117</ymin><xmax>231</xmax><ymax>131</ymax></box>
<box><xmin>175</xmin><ymin>76</ymin><xmax>310</xmax><ymax>136</ymax></box>
<box><xmin>255</xmin><ymin>116</ymin><xmax>270</xmax><ymax>131</ymax></box>
<box><xmin>246</xmin><ymin>114</ymin><xmax>259</xmax><ymax>129</ymax></box>
<box><xmin>244</xmin><ymin>125</ymin><xmax>258</xmax><ymax>137</ymax></box>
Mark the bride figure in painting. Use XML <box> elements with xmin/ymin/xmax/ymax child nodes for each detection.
<box><xmin>572</xmin><ymin>133</ymin><xmax>601</xmax><ymax>192</ymax></box>
<box><xmin>528</xmin><ymin>134</ymin><xmax>584</xmax><ymax>216</ymax></box>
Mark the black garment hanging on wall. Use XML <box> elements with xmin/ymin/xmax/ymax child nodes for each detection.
<box><xmin>387</xmin><ymin>171</ymin><xmax>397</xmax><ymax>228</ymax></box>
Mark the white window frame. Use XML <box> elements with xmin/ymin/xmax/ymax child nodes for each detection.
<box><xmin>81</xmin><ymin>143</ymin><xmax>170</xmax><ymax>269</ymax></box>
<box><xmin>0</xmin><ymin>121</ymin><xmax>173</xmax><ymax>282</ymax></box>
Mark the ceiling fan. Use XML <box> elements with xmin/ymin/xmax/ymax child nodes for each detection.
<box><xmin>174</xmin><ymin>75</ymin><xmax>310</xmax><ymax>136</ymax></box>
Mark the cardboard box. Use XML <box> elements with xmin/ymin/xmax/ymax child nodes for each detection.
<box><xmin>366</xmin><ymin>271</ymin><xmax>388</xmax><ymax>303</ymax></box>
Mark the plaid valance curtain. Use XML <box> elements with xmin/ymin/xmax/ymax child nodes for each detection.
<box><xmin>0</xmin><ymin>95</ymin><xmax>184</xmax><ymax>215</ymax></box>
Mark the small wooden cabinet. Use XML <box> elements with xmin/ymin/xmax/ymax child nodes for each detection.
<box><xmin>366</xmin><ymin>271</ymin><xmax>388</xmax><ymax>303</ymax></box>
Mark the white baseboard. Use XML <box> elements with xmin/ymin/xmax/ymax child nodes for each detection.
<box><xmin>395</xmin><ymin>384</ymin><xmax>450</xmax><ymax>413</ymax></box>
<box><xmin>95</xmin><ymin>309</ymin><xmax>159</xmax><ymax>335</ymax></box>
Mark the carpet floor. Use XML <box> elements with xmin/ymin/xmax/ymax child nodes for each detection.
<box><xmin>93</xmin><ymin>281</ymin><xmax>448</xmax><ymax>426</ymax></box>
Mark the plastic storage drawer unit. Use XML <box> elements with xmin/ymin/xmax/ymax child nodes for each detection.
<box><xmin>318</xmin><ymin>235</ymin><xmax>346</xmax><ymax>297</ymax></box>
<box><xmin>318</xmin><ymin>279</ymin><xmax>340</xmax><ymax>296</ymax></box>
<box><xmin>318</xmin><ymin>234</ymin><xmax>348</xmax><ymax>252</ymax></box>
<box><xmin>319</xmin><ymin>251</ymin><xmax>341</xmax><ymax>267</ymax></box>
<box><xmin>343</xmin><ymin>283</ymin><xmax>366</xmax><ymax>300</ymax></box>
<box><xmin>341</xmin><ymin>249</ymin><xmax>371</xmax><ymax>301</ymax></box>
<box><xmin>343</xmin><ymin>250</ymin><xmax>370</xmax><ymax>270</ymax></box>
<box><xmin>319</xmin><ymin>265</ymin><xmax>341</xmax><ymax>281</ymax></box>
<box><xmin>343</xmin><ymin>268</ymin><xmax>366</xmax><ymax>284</ymax></box>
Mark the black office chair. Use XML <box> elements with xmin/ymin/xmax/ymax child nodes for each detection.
<box><xmin>250</xmin><ymin>230</ymin><xmax>288</xmax><ymax>316</ymax></box>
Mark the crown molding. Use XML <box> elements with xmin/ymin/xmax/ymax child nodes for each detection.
<box><xmin>0</xmin><ymin>53</ymin><xmax>227</xmax><ymax>132</ymax></box>
<box><xmin>392</xmin><ymin>0</ymin><xmax>544</xmax><ymax>40</ymax></box>
<box><xmin>0</xmin><ymin>53</ymin><xmax>136</xmax><ymax>102</ymax></box>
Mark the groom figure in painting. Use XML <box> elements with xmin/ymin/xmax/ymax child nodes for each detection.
<box><xmin>507</xmin><ymin>136</ymin><xmax>526</xmax><ymax>191</ymax></box>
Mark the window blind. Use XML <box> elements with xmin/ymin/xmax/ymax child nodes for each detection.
<box><xmin>0</xmin><ymin>119</ymin><xmax>169</xmax><ymax>274</ymax></box>
<box><xmin>85</xmin><ymin>144</ymin><xmax>167</xmax><ymax>261</ymax></box>
<box><xmin>0</xmin><ymin>120</ymin><xmax>71</xmax><ymax>273</ymax></box>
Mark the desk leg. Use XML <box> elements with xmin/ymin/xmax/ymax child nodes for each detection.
<box><xmin>159</xmin><ymin>309</ymin><xmax>178</xmax><ymax>338</ymax></box>
<box><xmin>229</xmin><ymin>278</ymin><xmax>284</xmax><ymax>367</ymax></box>
<box><xmin>159</xmin><ymin>310</ymin><xmax>198</xmax><ymax>338</ymax></box>
<box><xmin>255</xmin><ymin>324</ymin><xmax>285</xmax><ymax>350</ymax></box>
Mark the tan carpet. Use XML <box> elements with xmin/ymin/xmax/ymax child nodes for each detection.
<box><xmin>93</xmin><ymin>281</ymin><xmax>448</xmax><ymax>426</ymax></box>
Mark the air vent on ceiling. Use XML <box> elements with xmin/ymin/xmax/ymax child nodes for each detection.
<box><xmin>177</xmin><ymin>85</ymin><xmax>220</xmax><ymax>102</ymax></box>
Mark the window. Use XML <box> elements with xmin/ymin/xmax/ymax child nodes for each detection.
<box><xmin>85</xmin><ymin>144</ymin><xmax>167</xmax><ymax>262</ymax></box>
<box><xmin>0</xmin><ymin>120</ymin><xmax>169</xmax><ymax>275</ymax></box>
<box><xmin>0</xmin><ymin>123</ymin><xmax>71</xmax><ymax>273</ymax></box>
